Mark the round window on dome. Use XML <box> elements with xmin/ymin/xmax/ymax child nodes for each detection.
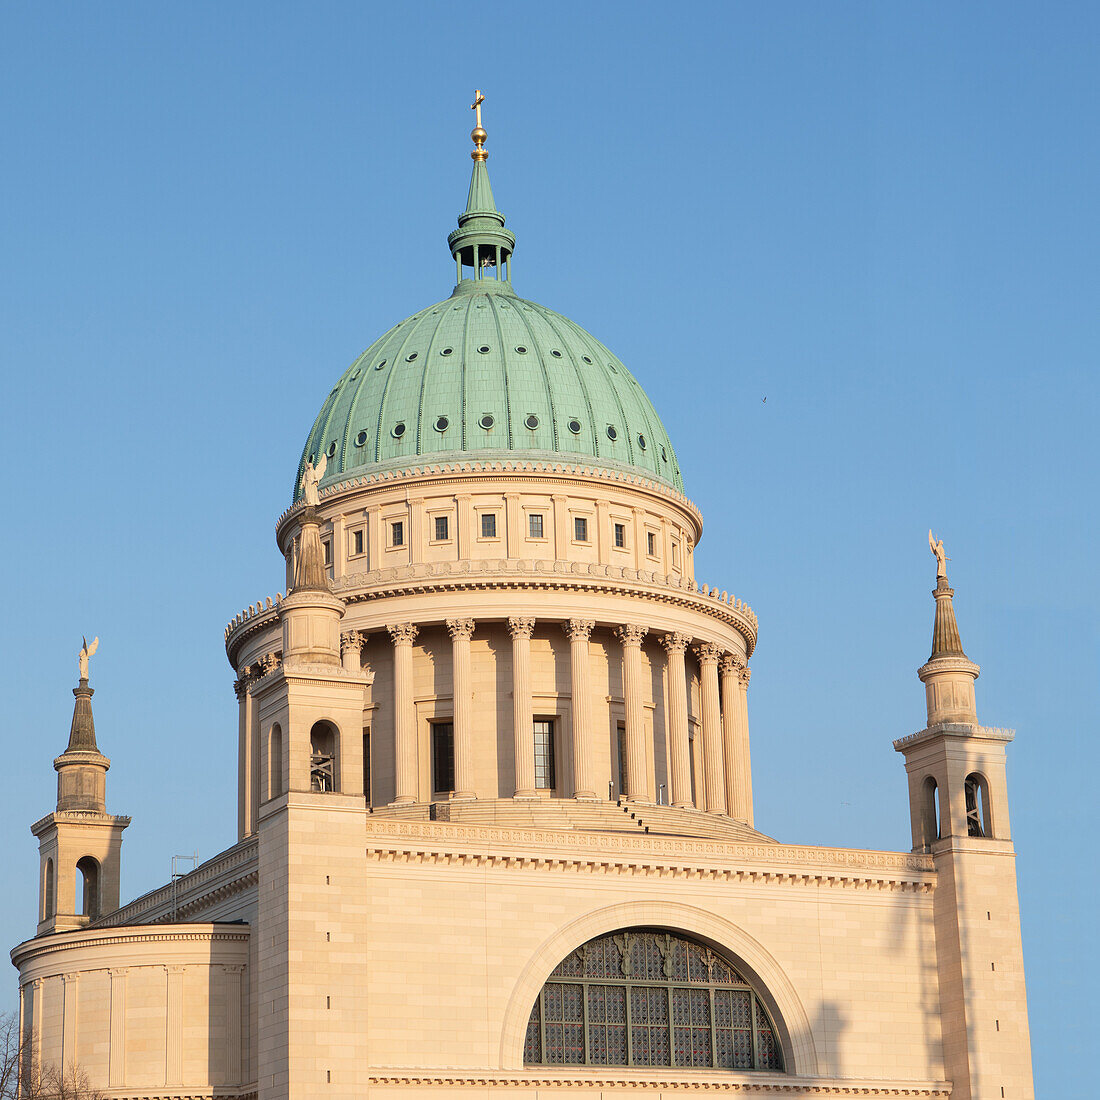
<box><xmin>375</xmin><ymin>360</ymin><xmax>387</xmax><ymax>371</ymax></box>
<box><xmin>525</xmin><ymin>414</ymin><xmax>540</xmax><ymax>430</ymax></box>
<box><xmin>478</xmin><ymin>345</ymin><xmax>491</xmax><ymax>354</ymax></box>
<box><xmin>355</xmin><ymin>431</ymin><xmax>368</xmax><ymax>447</ymax></box>
<box><xmin>392</xmin><ymin>422</ymin><xmax>407</xmax><ymax>439</ymax></box>
<box><xmin>606</xmin><ymin>425</ymin><xmax>618</xmax><ymax>441</ymax></box>
<box><xmin>326</xmin><ymin>442</ymin><xmax>337</xmax><ymax>458</ymax></box>
<box><xmin>568</xmin><ymin>418</ymin><xmax>582</xmax><ymax>435</ymax></box>
<box><xmin>441</xmin><ymin>347</ymin><xmax>453</xmax><ymax>356</ymax></box>
<box><xmin>479</xmin><ymin>414</ymin><xmax>495</xmax><ymax>430</ymax></box>
<box><xmin>638</xmin><ymin>434</ymin><xmax>647</xmax><ymax>450</ymax></box>
<box><xmin>434</xmin><ymin>416</ymin><xmax>449</xmax><ymax>433</ymax></box>
<box><xmin>515</xmin><ymin>345</ymin><xmax>528</xmax><ymax>354</ymax></box>
<box><xmin>550</xmin><ymin>349</ymin><xmax>563</xmax><ymax>358</ymax></box>
<box><xmin>405</xmin><ymin>352</ymin><xmax>418</xmax><ymax>362</ymax></box>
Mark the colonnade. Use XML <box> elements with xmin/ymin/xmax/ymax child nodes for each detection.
<box><xmin>381</xmin><ymin>618</ymin><xmax>754</xmax><ymax>822</ymax></box>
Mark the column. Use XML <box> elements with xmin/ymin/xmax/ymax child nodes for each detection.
<box><xmin>508</xmin><ymin>617</ymin><xmax>537</xmax><ymax>798</ymax></box>
<box><xmin>388</xmin><ymin>623</ymin><xmax>419</xmax><ymax>803</ymax></box>
<box><xmin>108</xmin><ymin>969</ymin><xmax>127</xmax><ymax>1087</ymax></box>
<box><xmin>563</xmin><ymin>619</ymin><xmax>597</xmax><ymax>799</ymax></box>
<box><xmin>341</xmin><ymin>629</ymin><xmax>364</xmax><ymax>674</ymax></box>
<box><xmin>456</xmin><ymin>493</ymin><xmax>474</xmax><ymax>559</ymax></box>
<box><xmin>61</xmin><ymin>972</ymin><xmax>78</xmax><ymax>1076</ymax></box>
<box><xmin>504</xmin><ymin>493</ymin><xmax>522</xmax><ymax>556</ymax></box>
<box><xmin>739</xmin><ymin>664</ymin><xmax>755</xmax><ymax>826</ymax></box>
<box><xmin>30</xmin><ymin>979</ymin><xmax>42</xmax><ymax>1080</ymax></box>
<box><xmin>694</xmin><ymin>643</ymin><xmax>727</xmax><ymax>814</ymax></box>
<box><xmin>615</xmin><ymin>625</ymin><xmax>649</xmax><ymax>801</ymax></box>
<box><xmin>661</xmin><ymin>633</ymin><xmax>693</xmax><ymax>807</ymax></box>
<box><xmin>447</xmin><ymin>618</ymin><xmax>477</xmax><ymax>799</ymax></box>
<box><xmin>224</xmin><ymin>964</ymin><xmax>244</xmax><ymax>1084</ymax></box>
<box><xmin>720</xmin><ymin>655</ymin><xmax>749</xmax><ymax>820</ymax></box>
<box><xmin>166</xmin><ymin>965</ymin><xmax>184</xmax><ymax>1086</ymax></box>
<box><xmin>235</xmin><ymin>669</ymin><xmax>253</xmax><ymax>839</ymax></box>
<box><xmin>552</xmin><ymin>494</ymin><xmax>569</xmax><ymax>559</ymax></box>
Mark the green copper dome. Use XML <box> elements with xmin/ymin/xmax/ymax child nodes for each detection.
<box><xmin>295</xmin><ymin>133</ymin><xmax>683</xmax><ymax>499</ymax></box>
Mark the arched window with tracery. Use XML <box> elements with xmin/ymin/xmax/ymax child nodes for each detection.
<box><xmin>965</xmin><ymin>772</ymin><xmax>991</xmax><ymax>837</ymax></box>
<box><xmin>524</xmin><ymin>929</ymin><xmax>784</xmax><ymax>1071</ymax></box>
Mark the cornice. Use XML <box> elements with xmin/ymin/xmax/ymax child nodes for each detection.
<box><xmin>31</xmin><ymin>811</ymin><xmax>131</xmax><ymax>837</ymax></box>
<box><xmin>893</xmin><ymin>723</ymin><xmax>1016</xmax><ymax>753</ymax></box>
<box><xmin>362</xmin><ymin>1071</ymin><xmax>950</xmax><ymax>1095</ymax></box>
<box><xmin>361</xmin><ymin>819</ymin><xmax>935</xmax><ymax>890</ymax></box>
<box><xmin>11</xmin><ymin>925</ymin><xmax>250</xmax><ymax>968</ymax></box>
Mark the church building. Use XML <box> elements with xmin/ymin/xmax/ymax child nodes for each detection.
<box><xmin>11</xmin><ymin>99</ymin><xmax>1035</xmax><ymax>1100</ymax></box>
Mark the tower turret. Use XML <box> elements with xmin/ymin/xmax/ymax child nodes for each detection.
<box><xmin>32</xmin><ymin>641</ymin><xmax>129</xmax><ymax>934</ymax></box>
<box><xmin>894</xmin><ymin>535</ymin><xmax>1034</xmax><ymax>1100</ymax></box>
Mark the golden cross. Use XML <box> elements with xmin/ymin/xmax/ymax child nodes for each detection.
<box><xmin>471</xmin><ymin>89</ymin><xmax>485</xmax><ymax>130</ymax></box>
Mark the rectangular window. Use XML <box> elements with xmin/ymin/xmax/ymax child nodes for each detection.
<box><xmin>392</xmin><ymin>521</ymin><xmax>404</xmax><ymax>547</ymax></box>
<box><xmin>616</xmin><ymin>722</ymin><xmax>628</xmax><ymax>799</ymax></box>
<box><xmin>613</xmin><ymin>523</ymin><xmax>626</xmax><ymax>549</ymax></box>
<box><xmin>434</xmin><ymin>515</ymin><xmax>449</xmax><ymax>542</ymax></box>
<box><xmin>322</xmin><ymin>539</ymin><xmax>332</xmax><ymax>565</ymax></box>
<box><xmin>481</xmin><ymin>513</ymin><xmax>497</xmax><ymax>538</ymax></box>
<box><xmin>534</xmin><ymin>719</ymin><xmax>556</xmax><ymax>790</ymax></box>
<box><xmin>574</xmin><ymin>516</ymin><xmax>588</xmax><ymax>542</ymax></box>
<box><xmin>431</xmin><ymin>721</ymin><xmax>454</xmax><ymax>794</ymax></box>
<box><xmin>529</xmin><ymin>513</ymin><xmax>544</xmax><ymax>539</ymax></box>
<box><xmin>362</xmin><ymin>728</ymin><xmax>371</xmax><ymax>804</ymax></box>
<box><xmin>672</xmin><ymin>539</ymin><xmax>680</xmax><ymax>568</ymax></box>
<box><xmin>352</xmin><ymin>529</ymin><xmax>364</xmax><ymax>556</ymax></box>
<box><xmin>647</xmin><ymin>531</ymin><xmax>657</xmax><ymax>557</ymax></box>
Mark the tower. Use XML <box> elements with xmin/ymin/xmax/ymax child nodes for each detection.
<box><xmin>32</xmin><ymin>657</ymin><xmax>129</xmax><ymax>934</ymax></box>
<box><xmin>894</xmin><ymin>539</ymin><xmax>1034</xmax><ymax>1100</ymax></box>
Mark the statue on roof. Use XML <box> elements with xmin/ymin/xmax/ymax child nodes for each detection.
<box><xmin>928</xmin><ymin>530</ymin><xmax>950</xmax><ymax>581</ymax></box>
<box><xmin>300</xmin><ymin>453</ymin><xmax>327</xmax><ymax>507</ymax></box>
<box><xmin>78</xmin><ymin>635</ymin><xmax>99</xmax><ymax>680</ymax></box>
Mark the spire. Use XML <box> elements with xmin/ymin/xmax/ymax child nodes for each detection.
<box><xmin>930</xmin><ymin>576</ymin><xmax>968</xmax><ymax>660</ymax></box>
<box><xmin>447</xmin><ymin>90</ymin><xmax>516</xmax><ymax>289</ymax></box>
<box><xmin>65</xmin><ymin>678</ymin><xmax>99</xmax><ymax>753</ymax></box>
<box><xmin>292</xmin><ymin>507</ymin><xmax>331</xmax><ymax>592</ymax></box>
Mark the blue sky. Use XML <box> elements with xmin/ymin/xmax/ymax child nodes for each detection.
<box><xmin>1</xmin><ymin>3</ymin><xmax>1096</xmax><ymax>1093</ymax></box>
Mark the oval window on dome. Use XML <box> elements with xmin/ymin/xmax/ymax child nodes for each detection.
<box><xmin>355</xmin><ymin>430</ymin><xmax>368</xmax><ymax>447</ymax></box>
<box><xmin>515</xmin><ymin>345</ymin><xmax>528</xmax><ymax>354</ymax></box>
<box><xmin>308</xmin><ymin>453</ymin><xmax>316</xmax><ymax>464</ymax></box>
<box><xmin>392</xmin><ymin>422</ymin><xmax>407</xmax><ymax>439</ymax></box>
<box><xmin>349</xmin><ymin>368</ymin><xmax>360</xmax><ymax>380</ymax></box>
<box><xmin>661</xmin><ymin>446</ymin><xmax>668</xmax><ymax>462</ymax></box>
<box><xmin>606</xmin><ymin>425</ymin><xmax>618</xmax><ymax>441</ymax></box>
<box><xmin>479</xmin><ymin>414</ymin><xmax>495</xmax><ymax>430</ymax></box>
<box><xmin>441</xmin><ymin>347</ymin><xmax>453</xmax><ymax>356</ymax></box>
<box><xmin>582</xmin><ymin>355</ymin><xmax>593</xmax><ymax>364</ymax></box>
<box><xmin>608</xmin><ymin>362</ymin><xmax>619</xmax><ymax>373</ymax></box>
<box><xmin>326</xmin><ymin>442</ymin><xmax>337</xmax><ymax>458</ymax></box>
<box><xmin>405</xmin><ymin>352</ymin><xmax>418</xmax><ymax>362</ymax></box>
<box><xmin>375</xmin><ymin>360</ymin><xmax>387</xmax><ymax>371</ymax></box>
<box><xmin>638</xmin><ymin>434</ymin><xmax>647</xmax><ymax>450</ymax></box>
<box><xmin>568</xmin><ymin>418</ymin><xmax>582</xmax><ymax>435</ymax></box>
<box><xmin>525</xmin><ymin>414</ymin><xmax>540</xmax><ymax>430</ymax></box>
<box><xmin>434</xmin><ymin>416</ymin><xmax>449</xmax><ymax>433</ymax></box>
<box><xmin>550</xmin><ymin>349</ymin><xmax>563</xmax><ymax>358</ymax></box>
<box><xmin>478</xmin><ymin>344</ymin><xmax>491</xmax><ymax>354</ymax></box>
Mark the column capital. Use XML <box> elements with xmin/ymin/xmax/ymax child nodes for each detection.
<box><xmin>257</xmin><ymin>651</ymin><xmax>281</xmax><ymax>676</ymax></box>
<box><xmin>694</xmin><ymin>641</ymin><xmax>722</xmax><ymax>665</ymax></box>
<box><xmin>660</xmin><ymin>632</ymin><xmax>691</xmax><ymax>655</ymax></box>
<box><xmin>387</xmin><ymin>622</ymin><xmax>419</xmax><ymax>645</ymax></box>
<box><xmin>446</xmin><ymin>618</ymin><xmax>476</xmax><ymax>641</ymax></box>
<box><xmin>166</xmin><ymin>964</ymin><xmax>187</xmax><ymax>975</ymax></box>
<box><xmin>615</xmin><ymin>625</ymin><xmax>648</xmax><ymax>647</ymax></box>
<box><xmin>739</xmin><ymin>665</ymin><xmax>752</xmax><ymax>687</ymax></box>
<box><xmin>507</xmin><ymin>617</ymin><xmax>536</xmax><ymax>640</ymax></box>
<box><xmin>719</xmin><ymin>653</ymin><xmax>745</xmax><ymax>675</ymax></box>
<box><xmin>551</xmin><ymin>493</ymin><xmax>569</xmax><ymax>503</ymax></box>
<box><xmin>62</xmin><ymin>972</ymin><xmax>80</xmax><ymax>984</ymax></box>
<box><xmin>340</xmin><ymin>629</ymin><xmax>365</xmax><ymax>653</ymax></box>
<box><xmin>221</xmin><ymin>963</ymin><xmax>246</xmax><ymax>974</ymax></box>
<box><xmin>233</xmin><ymin>666</ymin><xmax>253</xmax><ymax>699</ymax></box>
<box><xmin>563</xmin><ymin>619</ymin><xmax>595</xmax><ymax>641</ymax></box>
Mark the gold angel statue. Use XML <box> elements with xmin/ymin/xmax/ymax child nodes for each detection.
<box><xmin>79</xmin><ymin>635</ymin><xmax>99</xmax><ymax>680</ymax></box>
<box><xmin>928</xmin><ymin>530</ymin><xmax>950</xmax><ymax>580</ymax></box>
<box><xmin>300</xmin><ymin>453</ymin><xmax>327</xmax><ymax>507</ymax></box>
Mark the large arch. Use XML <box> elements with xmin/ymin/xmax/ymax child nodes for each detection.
<box><xmin>498</xmin><ymin>900</ymin><xmax>819</xmax><ymax>1076</ymax></box>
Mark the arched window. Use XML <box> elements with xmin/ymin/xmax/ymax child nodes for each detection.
<box><xmin>921</xmin><ymin>776</ymin><xmax>940</xmax><ymax>848</ymax></box>
<box><xmin>43</xmin><ymin>858</ymin><xmax>55</xmax><ymax>920</ymax></box>
<box><xmin>965</xmin><ymin>773</ymin><xmax>991</xmax><ymax>838</ymax></box>
<box><xmin>76</xmin><ymin>856</ymin><xmax>99</xmax><ymax>920</ymax></box>
<box><xmin>310</xmin><ymin>721</ymin><xmax>339</xmax><ymax>792</ymax></box>
<box><xmin>267</xmin><ymin>723</ymin><xmax>283</xmax><ymax>800</ymax></box>
<box><xmin>524</xmin><ymin>929</ymin><xmax>784</xmax><ymax>1071</ymax></box>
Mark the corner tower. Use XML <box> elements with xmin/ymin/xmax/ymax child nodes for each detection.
<box><xmin>32</xmin><ymin>644</ymin><xmax>130</xmax><ymax>934</ymax></box>
<box><xmin>894</xmin><ymin>537</ymin><xmax>1034</xmax><ymax>1100</ymax></box>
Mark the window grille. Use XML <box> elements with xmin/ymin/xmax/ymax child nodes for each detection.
<box><xmin>432</xmin><ymin>721</ymin><xmax>454</xmax><ymax>794</ymax></box>
<box><xmin>524</xmin><ymin>930</ymin><xmax>783</xmax><ymax>1072</ymax></box>
<box><xmin>435</xmin><ymin>515</ymin><xmax>450</xmax><ymax>542</ymax></box>
<box><xmin>647</xmin><ymin>532</ymin><xmax>657</xmax><ymax>556</ymax></box>
<box><xmin>614</xmin><ymin>523</ymin><xmax>626</xmax><ymax>549</ymax></box>
<box><xmin>392</xmin><ymin>521</ymin><xmax>404</xmax><ymax>547</ymax></box>
<box><xmin>482</xmin><ymin>513</ymin><xmax>498</xmax><ymax>538</ymax></box>
<box><xmin>575</xmin><ymin>517</ymin><xmax>588</xmax><ymax>542</ymax></box>
<box><xmin>616</xmin><ymin>723</ymin><xmax>628</xmax><ymax>799</ymax></box>
<box><xmin>534</xmin><ymin>719</ymin><xmax>556</xmax><ymax>789</ymax></box>
<box><xmin>529</xmin><ymin>514</ymin><xmax>544</xmax><ymax>539</ymax></box>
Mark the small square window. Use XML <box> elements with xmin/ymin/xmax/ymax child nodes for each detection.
<box><xmin>529</xmin><ymin>513</ymin><xmax>544</xmax><ymax>539</ymax></box>
<box><xmin>647</xmin><ymin>531</ymin><xmax>657</xmax><ymax>557</ymax></box>
<box><xmin>322</xmin><ymin>540</ymin><xmax>332</xmax><ymax>565</ymax></box>
<box><xmin>613</xmin><ymin>523</ymin><xmax>626</xmax><ymax>549</ymax></box>
<box><xmin>392</xmin><ymin>521</ymin><xmax>404</xmax><ymax>547</ymax></box>
<box><xmin>481</xmin><ymin>513</ymin><xmax>497</xmax><ymax>539</ymax></box>
<box><xmin>574</xmin><ymin>516</ymin><xmax>588</xmax><ymax>542</ymax></box>
<box><xmin>434</xmin><ymin>515</ymin><xmax>449</xmax><ymax>542</ymax></box>
<box><xmin>353</xmin><ymin>529</ymin><xmax>364</xmax><ymax>556</ymax></box>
